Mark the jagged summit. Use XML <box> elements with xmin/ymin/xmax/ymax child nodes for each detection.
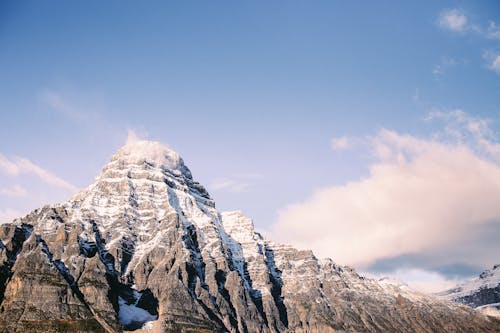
<box><xmin>0</xmin><ymin>141</ymin><xmax>499</xmax><ymax>332</ymax></box>
<box><xmin>110</xmin><ymin>139</ymin><xmax>193</xmax><ymax>179</ymax></box>
<box><xmin>439</xmin><ymin>265</ymin><xmax>500</xmax><ymax>300</ymax></box>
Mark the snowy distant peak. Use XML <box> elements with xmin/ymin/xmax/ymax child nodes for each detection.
<box><xmin>438</xmin><ymin>264</ymin><xmax>500</xmax><ymax>308</ymax></box>
<box><xmin>479</xmin><ymin>264</ymin><xmax>500</xmax><ymax>280</ymax></box>
<box><xmin>455</xmin><ymin>264</ymin><xmax>500</xmax><ymax>295</ymax></box>
<box><xmin>111</xmin><ymin>140</ymin><xmax>192</xmax><ymax>179</ymax></box>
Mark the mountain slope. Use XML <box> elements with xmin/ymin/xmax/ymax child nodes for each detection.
<box><xmin>0</xmin><ymin>140</ymin><xmax>498</xmax><ymax>332</ymax></box>
<box><xmin>438</xmin><ymin>265</ymin><xmax>500</xmax><ymax>318</ymax></box>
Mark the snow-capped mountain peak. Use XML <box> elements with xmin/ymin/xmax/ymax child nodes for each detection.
<box><xmin>1</xmin><ymin>142</ymin><xmax>499</xmax><ymax>332</ymax></box>
<box><xmin>438</xmin><ymin>264</ymin><xmax>500</xmax><ymax>318</ymax></box>
<box><xmin>111</xmin><ymin>140</ymin><xmax>193</xmax><ymax>178</ymax></box>
<box><xmin>439</xmin><ymin>265</ymin><xmax>500</xmax><ymax>300</ymax></box>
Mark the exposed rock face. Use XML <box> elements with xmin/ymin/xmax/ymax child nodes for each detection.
<box><xmin>438</xmin><ymin>265</ymin><xmax>500</xmax><ymax>319</ymax></box>
<box><xmin>0</xmin><ymin>140</ymin><xmax>499</xmax><ymax>332</ymax></box>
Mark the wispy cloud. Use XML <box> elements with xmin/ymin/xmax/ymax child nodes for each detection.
<box><xmin>0</xmin><ymin>185</ymin><xmax>27</xmax><ymax>198</ymax></box>
<box><xmin>487</xmin><ymin>21</ymin><xmax>500</xmax><ymax>40</ymax></box>
<box><xmin>40</xmin><ymin>90</ymin><xmax>151</xmax><ymax>149</ymax></box>
<box><xmin>330</xmin><ymin>136</ymin><xmax>352</xmax><ymax>151</ymax></box>
<box><xmin>483</xmin><ymin>51</ymin><xmax>500</xmax><ymax>75</ymax></box>
<box><xmin>437</xmin><ymin>8</ymin><xmax>500</xmax><ymax>40</ymax></box>
<box><xmin>432</xmin><ymin>57</ymin><xmax>466</xmax><ymax>79</ymax></box>
<box><xmin>125</xmin><ymin>128</ymin><xmax>149</xmax><ymax>145</ymax></box>
<box><xmin>42</xmin><ymin>91</ymin><xmax>83</xmax><ymax>120</ymax></box>
<box><xmin>0</xmin><ymin>209</ymin><xmax>23</xmax><ymax>223</ymax></box>
<box><xmin>366</xmin><ymin>268</ymin><xmax>462</xmax><ymax>294</ymax></box>
<box><xmin>39</xmin><ymin>90</ymin><xmax>103</xmax><ymax>124</ymax></box>
<box><xmin>412</xmin><ymin>89</ymin><xmax>420</xmax><ymax>104</ymax></box>
<box><xmin>210</xmin><ymin>173</ymin><xmax>263</xmax><ymax>193</ymax></box>
<box><xmin>0</xmin><ymin>154</ymin><xmax>78</xmax><ymax>192</ymax></box>
<box><xmin>272</xmin><ymin>110</ymin><xmax>500</xmax><ymax>277</ymax></box>
<box><xmin>438</xmin><ymin>8</ymin><xmax>468</xmax><ymax>32</ymax></box>
<box><xmin>436</xmin><ymin>8</ymin><xmax>500</xmax><ymax>76</ymax></box>
<box><xmin>426</xmin><ymin>109</ymin><xmax>500</xmax><ymax>154</ymax></box>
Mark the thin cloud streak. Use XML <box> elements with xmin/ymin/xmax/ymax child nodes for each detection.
<box><xmin>0</xmin><ymin>154</ymin><xmax>78</xmax><ymax>192</ymax></box>
<box><xmin>210</xmin><ymin>173</ymin><xmax>263</xmax><ymax>193</ymax></box>
<box><xmin>432</xmin><ymin>57</ymin><xmax>466</xmax><ymax>80</ymax></box>
<box><xmin>0</xmin><ymin>185</ymin><xmax>28</xmax><ymax>198</ymax></box>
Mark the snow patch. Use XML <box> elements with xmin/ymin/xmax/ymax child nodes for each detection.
<box><xmin>118</xmin><ymin>296</ymin><xmax>158</xmax><ymax>328</ymax></box>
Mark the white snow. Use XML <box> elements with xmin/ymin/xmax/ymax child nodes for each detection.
<box><xmin>24</xmin><ymin>139</ymin><xmax>464</xmax><ymax>325</ymax></box>
<box><xmin>115</xmin><ymin>140</ymin><xmax>183</xmax><ymax>172</ymax></box>
<box><xmin>118</xmin><ymin>296</ymin><xmax>157</xmax><ymax>326</ymax></box>
<box><xmin>477</xmin><ymin>302</ymin><xmax>500</xmax><ymax>318</ymax></box>
<box><xmin>439</xmin><ymin>265</ymin><xmax>500</xmax><ymax>300</ymax></box>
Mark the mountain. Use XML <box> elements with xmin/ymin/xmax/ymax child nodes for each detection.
<box><xmin>0</xmin><ymin>140</ymin><xmax>498</xmax><ymax>333</ymax></box>
<box><xmin>438</xmin><ymin>265</ymin><xmax>500</xmax><ymax>318</ymax></box>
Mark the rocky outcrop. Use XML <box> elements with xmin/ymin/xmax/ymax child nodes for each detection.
<box><xmin>0</xmin><ymin>140</ymin><xmax>498</xmax><ymax>332</ymax></box>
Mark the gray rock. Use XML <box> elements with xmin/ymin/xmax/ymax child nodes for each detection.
<box><xmin>0</xmin><ymin>140</ymin><xmax>498</xmax><ymax>332</ymax></box>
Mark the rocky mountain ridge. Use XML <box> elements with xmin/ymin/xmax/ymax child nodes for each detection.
<box><xmin>0</xmin><ymin>140</ymin><xmax>499</xmax><ymax>332</ymax></box>
<box><xmin>438</xmin><ymin>265</ymin><xmax>500</xmax><ymax>318</ymax></box>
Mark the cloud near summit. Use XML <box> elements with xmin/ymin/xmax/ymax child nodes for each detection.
<box><xmin>271</xmin><ymin>111</ymin><xmax>500</xmax><ymax>272</ymax></box>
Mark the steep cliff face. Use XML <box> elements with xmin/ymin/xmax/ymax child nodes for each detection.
<box><xmin>0</xmin><ymin>140</ymin><xmax>499</xmax><ymax>333</ymax></box>
<box><xmin>438</xmin><ymin>265</ymin><xmax>500</xmax><ymax>319</ymax></box>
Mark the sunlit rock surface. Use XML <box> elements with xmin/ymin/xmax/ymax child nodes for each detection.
<box><xmin>0</xmin><ymin>140</ymin><xmax>498</xmax><ymax>332</ymax></box>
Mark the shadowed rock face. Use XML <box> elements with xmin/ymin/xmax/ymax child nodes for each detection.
<box><xmin>0</xmin><ymin>140</ymin><xmax>499</xmax><ymax>333</ymax></box>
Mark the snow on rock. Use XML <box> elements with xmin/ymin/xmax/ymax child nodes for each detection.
<box><xmin>439</xmin><ymin>265</ymin><xmax>500</xmax><ymax>299</ymax></box>
<box><xmin>64</xmin><ymin>140</ymin><xmax>222</xmax><ymax>278</ymax></box>
<box><xmin>118</xmin><ymin>296</ymin><xmax>158</xmax><ymax>329</ymax></box>
<box><xmin>114</xmin><ymin>140</ymin><xmax>191</xmax><ymax>178</ymax></box>
<box><xmin>438</xmin><ymin>264</ymin><xmax>500</xmax><ymax>311</ymax></box>
<box><xmin>477</xmin><ymin>303</ymin><xmax>500</xmax><ymax>318</ymax></box>
<box><xmin>8</xmin><ymin>139</ymin><xmax>499</xmax><ymax>332</ymax></box>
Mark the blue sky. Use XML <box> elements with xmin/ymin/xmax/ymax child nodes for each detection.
<box><xmin>1</xmin><ymin>1</ymin><xmax>500</xmax><ymax>291</ymax></box>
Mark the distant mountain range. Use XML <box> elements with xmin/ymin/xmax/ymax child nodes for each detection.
<box><xmin>438</xmin><ymin>265</ymin><xmax>500</xmax><ymax>318</ymax></box>
<box><xmin>0</xmin><ymin>140</ymin><xmax>498</xmax><ymax>332</ymax></box>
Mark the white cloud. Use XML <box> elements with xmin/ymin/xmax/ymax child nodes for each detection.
<box><xmin>42</xmin><ymin>91</ymin><xmax>82</xmax><ymax>120</ymax></box>
<box><xmin>426</xmin><ymin>109</ymin><xmax>493</xmax><ymax>140</ymax></box>
<box><xmin>330</xmin><ymin>136</ymin><xmax>351</xmax><ymax>151</ymax></box>
<box><xmin>483</xmin><ymin>51</ymin><xmax>500</xmax><ymax>75</ymax></box>
<box><xmin>432</xmin><ymin>57</ymin><xmax>466</xmax><ymax>79</ymax></box>
<box><xmin>210</xmin><ymin>173</ymin><xmax>263</xmax><ymax>193</ymax></box>
<box><xmin>271</xmin><ymin>111</ymin><xmax>500</xmax><ymax>271</ymax></box>
<box><xmin>125</xmin><ymin>128</ymin><xmax>149</xmax><ymax>145</ymax></box>
<box><xmin>126</xmin><ymin>129</ymin><xmax>140</xmax><ymax>144</ymax></box>
<box><xmin>488</xmin><ymin>54</ymin><xmax>500</xmax><ymax>74</ymax></box>
<box><xmin>437</xmin><ymin>9</ymin><xmax>500</xmax><ymax>40</ymax></box>
<box><xmin>0</xmin><ymin>185</ymin><xmax>27</xmax><ymax>198</ymax></box>
<box><xmin>211</xmin><ymin>178</ymin><xmax>251</xmax><ymax>192</ymax></box>
<box><xmin>367</xmin><ymin>268</ymin><xmax>462</xmax><ymax>293</ymax></box>
<box><xmin>438</xmin><ymin>9</ymin><xmax>468</xmax><ymax>32</ymax></box>
<box><xmin>487</xmin><ymin>21</ymin><xmax>500</xmax><ymax>40</ymax></box>
<box><xmin>0</xmin><ymin>154</ymin><xmax>78</xmax><ymax>192</ymax></box>
<box><xmin>432</xmin><ymin>65</ymin><xmax>444</xmax><ymax>77</ymax></box>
